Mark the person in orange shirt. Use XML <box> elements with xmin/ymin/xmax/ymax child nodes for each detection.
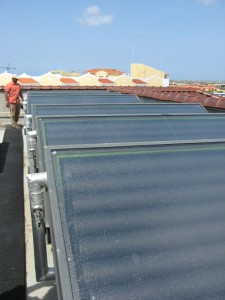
<box><xmin>5</xmin><ymin>75</ymin><xmax>24</xmax><ymax>129</ymax></box>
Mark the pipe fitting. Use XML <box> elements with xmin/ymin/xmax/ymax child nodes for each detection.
<box><xmin>27</xmin><ymin>172</ymin><xmax>47</xmax><ymax>210</ymax></box>
<box><xmin>24</xmin><ymin>114</ymin><xmax>32</xmax><ymax>132</ymax></box>
<box><xmin>27</xmin><ymin>131</ymin><xmax>37</xmax><ymax>150</ymax></box>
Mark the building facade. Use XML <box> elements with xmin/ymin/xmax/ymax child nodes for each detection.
<box><xmin>131</xmin><ymin>64</ymin><xmax>169</xmax><ymax>87</ymax></box>
<box><xmin>0</xmin><ymin>64</ymin><xmax>169</xmax><ymax>87</ymax></box>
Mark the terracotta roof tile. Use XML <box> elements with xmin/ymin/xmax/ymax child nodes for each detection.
<box><xmin>98</xmin><ymin>78</ymin><xmax>114</xmax><ymax>84</ymax></box>
<box><xmin>60</xmin><ymin>78</ymin><xmax>79</xmax><ymax>84</ymax></box>
<box><xmin>85</xmin><ymin>68</ymin><xmax>124</xmax><ymax>76</ymax></box>
<box><xmin>132</xmin><ymin>79</ymin><xmax>147</xmax><ymax>84</ymax></box>
<box><xmin>18</xmin><ymin>78</ymin><xmax>39</xmax><ymax>84</ymax></box>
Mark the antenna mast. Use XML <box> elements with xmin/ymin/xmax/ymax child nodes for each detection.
<box><xmin>0</xmin><ymin>63</ymin><xmax>16</xmax><ymax>72</ymax></box>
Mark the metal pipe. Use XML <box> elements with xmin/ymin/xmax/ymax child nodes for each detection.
<box><xmin>31</xmin><ymin>214</ymin><xmax>55</xmax><ymax>281</ymax></box>
<box><xmin>23</xmin><ymin>92</ymin><xmax>28</xmax><ymax>101</ymax></box>
<box><xmin>24</xmin><ymin>114</ymin><xmax>32</xmax><ymax>133</ymax></box>
<box><xmin>27</xmin><ymin>172</ymin><xmax>55</xmax><ymax>281</ymax></box>
<box><xmin>26</xmin><ymin>130</ymin><xmax>37</xmax><ymax>173</ymax></box>
<box><xmin>23</xmin><ymin>101</ymin><xmax>27</xmax><ymax>113</ymax></box>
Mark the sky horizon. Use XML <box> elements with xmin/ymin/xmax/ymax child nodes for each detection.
<box><xmin>1</xmin><ymin>0</ymin><xmax>225</xmax><ymax>81</ymax></box>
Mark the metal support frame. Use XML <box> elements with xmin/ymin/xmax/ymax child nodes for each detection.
<box><xmin>27</xmin><ymin>172</ymin><xmax>55</xmax><ymax>282</ymax></box>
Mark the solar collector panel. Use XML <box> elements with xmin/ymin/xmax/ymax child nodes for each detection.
<box><xmin>32</xmin><ymin>103</ymin><xmax>207</xmax><ymax>122</ymax></box>
<box><xmin>27</xmin><ymin>92</ymin><xmax>120</xmax><ymax>99</ymax></box>
<box><xmin>27</xmin><ymin>90</ymin><xmax>112</xmax><ymax>93</ymax></box>
<box><xmin>26</xmin><ymin>94</ymin><xmax>140</xmax><ymax>113</ymax></box>
<box><xmin>30</xmin><ymin>103</ymin><xmax>208</xmax><ymax>131</ymax></box>
<box><xmin>38</xmin><ymin>114</ymin><xmax>225</xmax><ymax>145</ymax></box>
<box><xmin>35</xmin><ymin>114</ymin><xmax>225</xmax><ymax>172</ymax></box>
<box><xmin>26</xmin><ymin>90</ymin><xmax>116</xmax><ymax>99</ymax></box>
<box><xmin>46</xmin><ymin>142</ymin><xmax>225</xmax><ymax>300</ymax></box>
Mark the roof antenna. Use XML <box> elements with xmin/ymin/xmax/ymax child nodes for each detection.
<box><xmin>0</xmin><ymin>63</ymin><xmax>16</xmax><ymax>72</ymax></box>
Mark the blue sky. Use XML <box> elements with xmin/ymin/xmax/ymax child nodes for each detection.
<box><xmin>1</xmin><ymin>0</ymin><xmax>225</xmax><ymax>80</ymax></box>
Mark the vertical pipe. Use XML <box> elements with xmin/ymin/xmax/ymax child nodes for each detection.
<box><xmin>27</xmin><ymin>173</ymin><xmax>55</xmax><ymax>281</ymax></box>
<box><xmin>24</xmin><ymin>114</ymin><xmax>32</xmax><ymax>133</ymax></box>
<box><xmin>26</xmin><ymin>130</ymin><xmax>37</xmax><ymax>174</ymax></box>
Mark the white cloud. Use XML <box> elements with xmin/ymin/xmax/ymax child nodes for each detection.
<box><xmin>197</xmin><ymin>0</ymin><xmax>217</xmax><ymax>5</ymax></box>
<box><xmin>79</xmin><ymin>5</ymin><xmax>113</xmax><ymax>26</ymax></box>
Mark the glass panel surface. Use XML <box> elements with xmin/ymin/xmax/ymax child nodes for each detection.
<box><xmin>49</xmin><ymin>142</ymin><xmax>225</xmax><ymax>299</ymax></box>
<box><xmin>33</xmin><ymin>103</ymin><xmax>207</xmax><ymax>118</ymax></box>
<box><xmin>40</xmin><ymin>115</ymin><xmax>225</xmax><ymax>148</ymax></box>
<box><xmin>27</xmin><ymin>95</ymin><xmax>139</xmax><ymax>113</ymax></box>
<box><xmin>28</xmin><ymin>90</ymin><xmax>114</xmax><ymax>96</ymax></box>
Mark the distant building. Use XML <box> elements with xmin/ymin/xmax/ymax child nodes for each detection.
<box><xmin>60</xmin><ymin>77</ymin><xmax>79</xmax><ymax>86</ymax></box>
<box><xmin>131</xmin><ymin>63</ymin><xmax>169</xmax><ymax>87</ymax></box>
<box><xmin>38</xmin><ymin>72</ymin><xmax>62</xmax><ymax>86</ymax></box>
<box><xmin>0</xmin><ymin>63</ymin><xmax>170</xmax><ymax>87</ymax></box>
<box><xmin>110</xmin><ymin>74</ymin><xmax>133</xmax><ymax>86</ymax></box>
<box><xmin>98</xmin><ymin>78</ymin><xmax>115</xmax><ymax>86</ymax></box>
<box><xmin>0</xmin><ymin>71</ymin><xmax>14</xmax><ymax>86</ymax></box>
<box><xmin>132</xmin><ymin>79</ymin><xmax>148</xmax><ymax>87</ymax></box>
<box><xmin>18</xmin><ymin>73</ymin><xmax>40</xmax><ymax>87</ymax></box>
<box><xmin>85</xmin><ymin>68</ymin><xmax>124</xmax><ymax>77</ymax></box>
<box><xmin>50</xmin><ymin>70</ymin><xmax>80</xmax><ymax>77</ymax></box>
<box><xmin>78</xmin><ymin>73</ymin><xmax>99</xmax><ymax>86</ymax></box>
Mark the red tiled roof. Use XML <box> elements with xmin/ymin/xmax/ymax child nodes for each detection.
<box><xmin>132</xmin><ymin>79</ymin><xmax>147</xmax><ymax>84</ymax></box>
<box><xmin>85</xmin><ymin>68</ymin><xmax>124</xmax><ymax>76</ymax></box>
<box><xmin>18</xmin><ymin>78</ymin><xmax>39</xmax><ymax>84</ymax></box>
<box><xmin>98</xmin><ymin>78</ymin><xmax>114</xmax><ymax>84</ymax></box>
<box><xmin>60</xmin><ymin>78</ymin><xmax>79</xmax><ymax>84</ymax></box>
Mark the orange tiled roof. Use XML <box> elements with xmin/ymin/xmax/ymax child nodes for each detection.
<box><xmin>60</xmin><ymin>78</ymin><xmax>79</xmax><ymax>84</ymax></box>
<box><xmin>85</xmin><ymin>68</ymin><xmax>124</xmax><ymax>76</ymax></box>
<box><xmin>132</xmin><ymin>79</ymin><xmax>147</xmax><ymax>84</ymax></box>
<box><xmin>18</xmin><ymin>78</ymin><xmax>39</xmax><ymax>84</ymax></box>
<box><xmin>98</xmin><ymin>78</ymin><xmax>114</xmax><ymax>84</ymax></box>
